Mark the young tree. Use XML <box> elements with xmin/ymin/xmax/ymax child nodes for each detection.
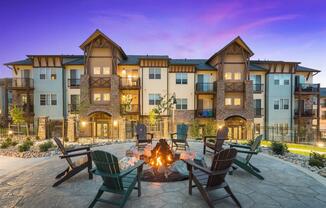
<box><xmin>9</xmin><ymin>106</ymin><xmax>26</xmax><ymax>135</ymax></box>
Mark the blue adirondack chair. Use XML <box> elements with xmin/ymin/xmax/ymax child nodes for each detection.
<box><xmin>170</xmin><ymin>124</ymin><xmax>189</xmax><ymax>151</ymax></box>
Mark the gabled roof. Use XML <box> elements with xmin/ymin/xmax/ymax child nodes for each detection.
<box><xmin>170</xmin><ymin>59</ymin><xmax>215</xmax><ymax>70</ymax></box>
<box><xmin>249</xmin><ymin>63</ymin><xmax>268</xmax><ymax>71</ymax></box>
<box><xmin>207</xmin><ymin>36</ymin><xmax>254</xmax><ymax>63</ymax></box>
<box><xmin>79</xmin><ymin>29</ymin><xmax>127</xmax><ymax>58</ymax></box>
<box><xmin>4</xmin><ymin>58</ymin><xmax>32</xmax><ymax>66</ymax></box>
<box><xmin>321</xmin><ymin>88</ymin><xmax>326</xmax><ymax>97</ymax></box>
<box><xmin>296</xmin><ymin>65</ymin><xmax>320</xmax><ymax>73</ymax></box>
<box><xmin>63</xmin><ymin>57</ymin><xmax>85</xmax><ymax>65</ymax></box>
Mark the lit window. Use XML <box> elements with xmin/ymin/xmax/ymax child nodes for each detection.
<box><xmin>51</xmin><ymin>69</ymin><xmax>57</xmax><ymax>80</ymax></box>
<box><xmin>274</xmin><ymin>100</ymin><xmax>279</xmax><ymax>110</ymax></box>
<box><xmin>149</xmin><ymin>94</ymin><xmax>161</xmax><ymax>105</ymax></box>
<box><xmin>21</xmin><ymin>94</ymin><xmax>27</xmax><ymax>104</ymax></box>
<box><xmin>103</xmin><ymin>67</ymin><xmax>111</xmax><ymax>75</ymax></box>
<box><xmin>93</xmin><ymin>67</ymin><xmax>101</xmax><ymax>75</ymax></box>
<box><xmin>176</xmin><ymin>98</ymin><xmax>187</xmax><ymax>110</ymax></box>
<box><xmin>176</xmin><ymin>73</ymin><xmax>188</xmax><ymax>84</ymax></box>
<box><xmin>149</xmin><ymin>68</ymin><xmax>161</xmax><ymax>79</ymax></box>
<box><xmin>225</xmin><ymin>98</ymin><xmax>232</xmax><ymax>106</ymax></box>
<box><xmin>234</xmin><ymin>98</ymin><xmax>241</xmax><ymax>106</ymax></box>
<box><xmin>51</xmin><ymin>94</ymin><xmax>57</xmax><ymax>105</ymax></box>
<box><xmin>224</xmin><ymin>72</ymin><xmax>232</xmax><ymax>80</ymax></box>
<box><xmin>93</xmin><ymin>93</ymin><xmax>101</xmax><ymax>101</ymax></box>
<box><xmin>103</xmin><ymin>93</ymin><xmax>110</xmax><ymax>101</ymax></box>
<box><xmin>234</xmin><ymin>73</ymin><xmax>241</xmax><ymax>80</ymax></box>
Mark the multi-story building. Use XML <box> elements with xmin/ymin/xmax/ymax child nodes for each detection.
<box><xmin>320</xmin><ymin>88</ymin><xmax>326</xmax><ymax>140</ymax></box>
<box><xmin>4</xmin><ymin>29</ymin><xmax>321</xmax><ymax>142</ymax></box>
<box><xmin>0</xmin><ymin>78</ymin><xmax>12</xmax><ymax>127</ymax></box>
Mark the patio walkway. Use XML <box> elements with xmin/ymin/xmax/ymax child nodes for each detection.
<box><xmin>0</xmin><ymin>142</ymin><xmax>325</xmax><ymax>208</ymax></box>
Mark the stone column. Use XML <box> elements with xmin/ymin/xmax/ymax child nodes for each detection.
<box><xmin>38</xmin><ymin>116</ymin><xmax>49</xmax><ymax>140</ymax></box>
<box><xmin>67</xmin><ymin>115</ymin><xmax>77</xmax><ymax>142</ymax></box>
<box><xmin>163</xmin><ymin>117</ymin><xmax>169</xmax><ymax>139</ymax></box>
<box><xmin>119</xmin><ymin>118</ymin><xmax>126</xmax><ymax>140</ymax></box>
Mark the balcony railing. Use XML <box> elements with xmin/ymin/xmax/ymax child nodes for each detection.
<box><xmin>68</xmin><ymin>79</ymin><xmax>80</xmax><ymax>88</ymax></box>
<box><xmin>196</xmin><ymin>109</ymin><xmax>215</xmax><ymax>118</ymax></box>
<box><xmin>253</xmin><ymin>84</ymin><xmax>264</xmax><ymax>93</ymax></box>
<box><xmin>254</xmin><ymin>108</ymin><xmax>264</xmax><ymax>118</ymax></box>
<box><xmin>68</xmin><ymin>104</ymin><xmax>80</xmax><ymax>114</ymax></box>
<box><xmin>120</xmin><ymin>104</ymin><xmax>139</xmax><ymax>114</ymax></box>
<box><xmin>90</xmin><ymin>77</ymin><xmax>111</xmax><ymax>88</ymax></box>
<box><xmin>120</xmin><ymin>77</ymin><xmax>140</xmax><ymax>89</ymax></box>
<box><xmin>225</xmin><ymin>82</ymin><xmax>244</xmax><ymax>92</ymax></box>
<box><xmin>12</xmin><ymin>78</ymin><xmax>34</xmax><ymax>89</ymax></box>
<box><xmin>295</xmin><ymin>84</ymin><xmax>320</xmax><ymax>94</ymax></box>
<box><xmin>196</xmin><ymin>83</ymin><xmax>216</xmax><ymax>93</ymax></box>
<box><xmin>294</xmin><ymin>109</ymin><xmax>317</xmax><ymax>118</ymax></box>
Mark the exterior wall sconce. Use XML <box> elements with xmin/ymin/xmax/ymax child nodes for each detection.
<box><xmin>113</xmin><ymin>120</ymin><xmax>118</xmax><ymax>127</ymax></box>
<box><xmin>81</xmin><ymin>121</ymin><xmax>87</xmax><ymax>127</ymax></box>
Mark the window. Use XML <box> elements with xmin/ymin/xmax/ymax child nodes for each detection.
<box><xmin>274</xmin><ymin>100</ymin><xmax>280</xmax><ymax>110</ymax></box>
<box><xmin>149</xmin><ymin>68</ymin><xmax>161</xmax><ymax>79</ymax></box>
<box><xmin>322</xmin><ymin>111</ymin><xmax>326</xmax><ymax>119</ymax></box>
<box><xmin>51</xmin><ymin>94</ymin><xmax>57</xmax><ymax>105</ymax></box>
<box><xmin>103</xmin><ymin>93</ymin><xmax>110</xmax><ymax>101</ymax></box>
<box><xmin>21</xmin><ymin>94</ymin><xmax>27</xmax><ymax>104</ymax></box>
<box><xmin>103</xmin><ymin>67</ymin><xmax>111</xmax><ymax>75</ymax></box>
<box><xmin>51</xmin><ymin>69</ymin><xmax>57</xmax><ymax>80</ymax></box>
<box><xmin>282</xmin><ymin>99</ymin><xmax>289</xmax><ymax>109</ymax></box>
<box><xmin>176</xmin><ymin>98</ymin><xmax>187</xmax><ymax>110</ymax></box>
<box><xmin>93</xmin><ymin>67</ymin><xmax>101</xmax><ymax>75</ymax></box>
<box><xmin>40</xmin><ymin>94</ymin><xmax>47</xmax><ymax>105</ymax></box>
<box><xmin>255</xmin><ymin>124</ymin><xmax>261</xmax><ymax>134</ymax></box>
<box><xmin>284</xmin><ymin>79</ymin><xmax>290</xmax><ymax>85</ymax></box>
<box><xmin>225</xmin><ymin>98</ymin><xmax>232</xmax><ymax>106</ymax></box>
<box><xmin>149</xmin><ymin>94</ymin><xmax>161</xmax><ymax>105</ymax></box>
<box><xmin>224</xmin><ymin>73</ymin><xmax>232</xmax><ymax>80</ymax></box>
<box><xmin>274</xmin><ymin>75</ymin><xmax>280</xmax><ymax>85</ymax></box>
<box><xmin>176</xmin><ymin>73</ymin><xmax>187</xmax><ymax>84</ymax></box>
<box><xmin>40</xmin><ymin>69</ymin><xmax>46</xmax><ymax>79</ymax></box>
<box><xmin>234</xmin><ymin>98</ymin><xmax>241</xmax><ymax>106</ymax></box>
<box><xmin>93</xmin><ymin>93</ymin><xmax>101</xmax><ymax>102</ymax></box>
<box><xmin>234</xmin><ymin>73</ymin><xmax>241</xmax><ymax>80</ymax></box>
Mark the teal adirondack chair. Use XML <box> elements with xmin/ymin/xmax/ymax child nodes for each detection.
<box><xmin>171</xmin><ymin>124</ymin><xmax>189</xmax><ymax>151</ymax></box>
<box><xmin>88</xmin><ymin>150</ymin><xmax>144</xmax><ymax>208</ymax></box>
<box><xmin>230</xmin><ymin>135</ymin><xmax>264</xmax><ymax>180</ymax></box>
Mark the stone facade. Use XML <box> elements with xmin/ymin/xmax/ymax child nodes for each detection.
<box><xmin>174</xmin><ymin>110</ymin><xmax>195</xmax><ymax>124</ymax></box>
<box><xmin>37</xmin><ymin>116</ymin><xmax>48</xmax><ymax>140</ymax></box>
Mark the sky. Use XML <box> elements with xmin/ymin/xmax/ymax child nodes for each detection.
<box><xmin>0</xmin><ymin>0</ymin><xmax>325</xmax><ymax>86</ymax></box>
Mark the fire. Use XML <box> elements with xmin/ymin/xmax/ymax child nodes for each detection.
<box><xmin>148</xmin><ymin>139</ymin><xmax>174</xmax><ymax>168</ymax></box>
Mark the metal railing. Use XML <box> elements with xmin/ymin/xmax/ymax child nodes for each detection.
<box><xmin>294</xmin><ymin>109</ymin><xmax>317</xmax><ymax>117</ymax></box>
<box><xmin>119</xmin><ymin>77</ymin><xmax>140</xmax><ymax>89</ymax></box>
<box><xmin>196</xmin><ymin>83</ymin><xmax>216</xmax><ymax>93</ymax></box>
<box><xmin>253</xmin><ymin>84</ymin><xmax>264</xmax><ymax>93</ymax></box>
<box><xmin>196</xmin><ymin>109</ymin><xmax>215</xmax><ymax>118</ymax></box>
<box><xmin>12</xmin><ymin>78</ymin><xmax>34</xmax><ymax>89</ymax></box>
<box><xmin>120</xmin><ymin>104</ymin><xmax>139</xmax><ymax>114</ymax></box>
<box><xmin>68</xmin><ymin>79</ymin><xmax>80</xmax><ymax>88</ymax></box>
<box><xmin>68</xmin><ymin>104</ymin><xmax>80</xmax><ymax>114</ymax></box>
<box><xmin>295</xmin><ymin>83</ymin><xmax>320</xmax><ymax>93</ymax></box>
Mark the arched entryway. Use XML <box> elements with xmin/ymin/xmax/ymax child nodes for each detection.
<box><xmin>88</xmin><ymin>111</ymin><xmax>112</xmax><ymax>138</ymax></box>
<box><xmin>225</xmin><ymin>116</ymin><xmax>247</xmax><ymax>141</ymax></box>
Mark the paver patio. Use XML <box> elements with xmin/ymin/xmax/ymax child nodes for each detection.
<box><xmin>0</xmin><ymin>142</ymin><xmax>325</xmax><ymax>208</ymax></box>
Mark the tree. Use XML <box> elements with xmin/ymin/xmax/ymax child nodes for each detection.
<box><xmin>9</xmin><ymin>106</ymin><xmax>26</xmax><ymax>135</ymax></box>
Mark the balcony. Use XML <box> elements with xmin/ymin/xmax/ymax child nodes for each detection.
<box><xmin>90</xmin><ymin>77</ymin><xmax>111</xmax><ymax>88</ymax></box>
<box><xmin>253</xmin><ymin>84</ymin><xmax>264</xmax><ymax>93</ymax></box>
<box><xmin>225</xmin><ymin>82</ymin><xmax>244</xmax><ymax>92</ymax></box>
<box><xmin>120</xmin><ymin>77</ymin><xmax>140</xmax><ymax>89</ymax></box>
<box><xmin>196</xmin><ymin>109</ymin><xmax>215</xmax><ymax>118</ymax></box>
<box><xmin>120</xmin><ymin>104</ymin><xmax>139</xmax><ymax>114</ymax></box>
<box><xmin>68</xmin><ymin>79</ymin><xmax>80</xmax><ymax>88</ymax></box>
<box><xmin>68</xmin><ymin>104</ymin><xmax>80</xmax><ymax>114</ymax></box>
<box><xmin>295</xmin><ymin>84</ymin><xmax>320</xmax><ymax>94</ymax></box>
<box><xmin>254</xmin><ymin>108</ymin><xmax>264</xmax><ymax>118</ymax></box>
<box><xmin>294</xmin><ymin>109</ymin><xmax>317</xmax><ymax>118</ymax></box>
<box><xmin>12</xmin><ymin>104</ymin><xmax>34</xmax><ymax>114</ymax></box>
<box><xmin>196</xmin><ymin>83</ymin><xmax>216</xmax><ymax>93</ymax></box>
<box><xmin>11</xmin><ymin>78</ymin><xmax>34</xmax><ymax>90</ymax></box>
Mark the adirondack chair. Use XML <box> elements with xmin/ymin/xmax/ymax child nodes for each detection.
<box><xmin>184</xmin><ymin>148</ymin><xmax>241</xmax><ymax>208</ymax></box>
<box><xmin>135</xmin><ymin>124</ymin><xmax>153</xmax><ymax>150</ymax></box>
<box><xmin>203</xmin><ymin>126</ymin><xmax>228</xmax><ymax>155</ymax></box>
<box><xmin>230</xmin><ymin>135</ymin><xmax>264</xmax><ymax>180</ymax></box>
<box><xmin>171</xmin><ymin>124</ymin><xmax>189</xmax><ymax>151</ymax></box>
<box><xmin>53</xmin><ymin>137</ymin><xmax>92</xmax><ymax>187</ymax></box>
<box><xmin>89</xmin><ymin>150</ymin><xmax>144</xmax><ymax>208</ymax></box>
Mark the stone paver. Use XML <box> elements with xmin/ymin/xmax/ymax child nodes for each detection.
<box><xmin>0</xmin><ymin>142</ymin><xmax>325</xmax><ymax>208</ymax></box>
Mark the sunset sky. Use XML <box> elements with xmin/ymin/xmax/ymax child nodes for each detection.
<box><xmin>0</xmin><ymin>0</ymin><xmax>325</xmax><ymax>86</ymax></box>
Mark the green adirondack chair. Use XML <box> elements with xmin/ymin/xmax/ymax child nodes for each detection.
<box><xmin>88</xmin><ymin>150</ymin><xmax>144</xmax><ymax>208</ymax></box>
<box><xmin>230</xmin><ymin>135</ymin><xmax>264</xmax><ymax>180</ymax></box>
<box><xmin>171</xmin><ymin>124</ymin><xmax>189</xmax><ymax>151</ymax></box>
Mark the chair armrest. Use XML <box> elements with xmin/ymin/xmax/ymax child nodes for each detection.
<box><xmin>119</xmin><ymin>160</ymin><xmax>145</xmax><ymax>178</ymax></box>
<box><xmin>146</xmin><ymin>133</ymin><xmax>154</xmax><ymax>139</ymax></box>
<box><xmin>91</xmin><ymin>169</ymin><xmax>112</xmax><ymax>177</ymax></box>
<box><xmin>211</xmin><ymin>169</ymin><xmax>230</xmax><ymax>176</ymax></box>
<box><xmin>230</xmin><ymin>144</ymin><xmax>251</xmax><ymax>149</ymax></box>
<box><xmin>183</xmin><ymin>159</ymin><xmax>212</xmax><ymax>175</ymax></box>
<box><xmin>60</xmin><ymin>151</ymin><xmax>91</xmax><ymax>159</ymax></box>
<box><xmin>66</xmin><ymin>146</ymin><xmax>90</xmax><ymax>153</ymax></box>
<box><xmin>170</xmin><ymin>133</ymin><xmax>177</xmax><ymax>139</ymax></box>
<box><xmin>237</xmin><ymin>150</ymin><xmax>258</xmax><ymax>154</ymax></box>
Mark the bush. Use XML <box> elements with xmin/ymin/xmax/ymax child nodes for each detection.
<box><xmin>25</xmin><ymin>138</ymin><xmax>34</xmax><ymax>146</ymax></box>
<box><xmin>39</xmin><ymin>141</ymin><xmax>54</xmax><ymax>152</ymax></box>
<box><xmin>0</xmin><ymin>138</ymin><xmax>17</xmax><ymax>149</ymax></box>
<box><xmin>189</xmin><ymin>119</ymin><xmax>200</xmax><ymax>138</ymax></box>
<box><xmin>203</xmin><ymin>120</ymin><xmax>217</xmax><ymax>137</ymax></box>
<box><xmin>35</xmin><ymin>136</ymin><xmax>40</xmax><ymax>141</ymax></box>
<box><xmin>271</xmin><ymin>141</ymin><xmax>288</xmax><ymax>155</ymax></box>
<box><xmin>309</xmin><ymin>152</ymin><xmax>325</xmax><ymax>168</ymax></box>
<box><xmin>0</xmin><ymin>141</ymin><xmax>10</xmax><ymax>149</ymax></box>
<box><xmin>18</xmin><ymin>143</ymin><xmax>31</xmax><ymax>152</ymax></box>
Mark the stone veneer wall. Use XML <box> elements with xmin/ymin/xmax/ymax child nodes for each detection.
<box><xmin>174</xmin><ymin>110</ymin><xmax>195</xmax><ymax>124</ymax></box>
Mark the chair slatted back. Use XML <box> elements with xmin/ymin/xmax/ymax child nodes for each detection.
<box><xmin>214</xmin><ymin>127</ymin><xmax>228</xmax><ymax>151</ymax></box>
<box><xmin>54</xmin><ymin>137</ymin><xmax>74</xmax><ymax>168</ymax></box>
<box><xmin>245</xmin><ymin>135</ymin><xmax>263</xmax><ymax>162</ymax></box>
<box><xmin>136</xmin><ymin>124</ymin><xmax>147</xmax><ymax>141</ymax></box>
<box><xmin>207</xmin><ymin>148</ymin><xmax>237</xmax><ymax>187</ymax></box>
<box><xmin>177</xmin><ymin>124</ymin><xmax>188</xmax><ymax>140</ymax></box>
<box><xmin>91</xmin><ymin>150</ymin><xmax>124</xmax><ymax>191</ymax></box>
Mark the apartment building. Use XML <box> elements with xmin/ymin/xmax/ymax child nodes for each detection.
<box><xmin>4</xmin><ymin>29</ymin><xmax>321</xmax><ymax>141</ymax></box>
<box><xmin>0</xmin><ymin>78</ymin><xmax>12</xmax><ymax>127</ymax></box>
<box><xmin>320</xmin><ymin>88</ymin><xmax>326</xmax><ymax>140</ymax></box>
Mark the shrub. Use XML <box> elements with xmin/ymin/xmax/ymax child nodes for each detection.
<box><xmin>11</xmin><ymin>141</ymin><xmax>18</xmax><ymax>146</ymax></box>
<box><xmin>189</xmin><ymin>119</ymin><xmax>200</xmax><ymax>138</ymax></box>
<box><xmin>203</xmin><ymin>120</ymin><xmax>217</xmax><ymax>137</ymax></box>
<box><xmin>18</xmin><ymin>143</ymin><xmax>31</xmax><ymax>152</ymax></box>
<box><xmin>35</xmin><ymin>136</ymin><xmax>40</xmax><ymax>141</ymax></box>
<box><xmin>309</xmin><ymin>152</ymin><xmax>325</xmax><ymax>168</ymax></box>
<box><xmin>39</xmin><ymin>141</ymin><xmax>54</xmax><ymax>152</ymax></box>
<box><xmin>271</xmin><ymin>141</ymin><xmax>288</xmax><ymax>155</ymax></box>
<box><xmin>25</xmin><ymin>138</ymin><xmax>34</xmax><ymax>146</ymax></box>
<box><xmin>0</xmin><ymin>138</ymin><xmax>17</xmax><ymax>149</ymax></box>
<box><xmin>0</xmin><ymin>141</ymin><xmax>10</xmax><ymax>149</ymax></box>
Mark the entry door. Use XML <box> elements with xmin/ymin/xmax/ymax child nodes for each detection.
<box><xmin>96</xmin><ymin>122</ymin><xmax>109</xmax><ymax>137</ymax></box>
<box><xmin>228</xmin><ymin>126</ymin><xmax>244</xmax><ymax>142</ymax></box>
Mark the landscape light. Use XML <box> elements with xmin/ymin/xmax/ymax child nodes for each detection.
<box><xmin>316</xmin><ymin>142</ymin><xmax>324</xmax><ymax>148</ymax></box>
<box><xmin>8</xmin><ymin>130</ymin><xmax>13</xmax><ymax>135</ymax></box>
